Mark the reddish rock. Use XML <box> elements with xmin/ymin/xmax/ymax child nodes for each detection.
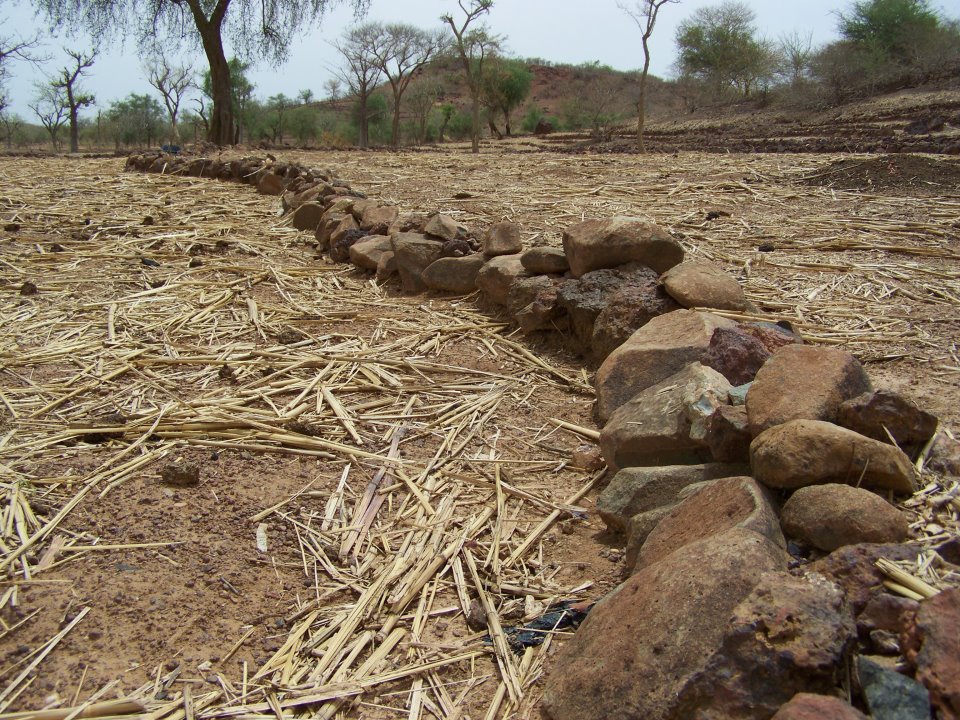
<box><xmin>594</xmin><ymin>309</ymin><xmax>736</xmax><ymax>423</ymax></box>
<box><xmin>838</xmin><ymin>389</ymin><xmax>939</xmax><ymax>454</ymax></box>
<box><xmin>515</xmin><ymin>287</ymin><xmax>564</xmax><ymax>334</ymax></box>
<box><xmin>375</xmin><ymin>251</ymin><xmax>397</xmax><ymax>282</ymax></box>
<box><xmin>483</xmin><ymin>221</ymin><xmax>523</xmax><ymax>256</ymax></box>
<box><xmin>541</xmin><ymin>528</ymin><xmax>787</xmax><ymax>720</ymax></box>
<box><xmin>329</xmin><ymin>215</ymin><xmax>360</xmax><ymax>249</ymax></box>
<box><xmin>600</xmin><ymin>363</ymin><xmax>732</xmax><ymax>472</ymax></box>
<box><xmin>771</xmin><ymin>694</ymin><xmax>868</xmax><ymax>720</ymax></box>
<box><xmin>781</xmin><ymin>484</ymin><xmax>911</xmax><ymax>551</ymax></box>
<box><xmin>637</xmin><ymin>476</ymin><xmax>785</xmax><ymax>570</ymax></box>
<box><xmin>901</xmin><ymin>587</ymin><xmax>960</xmax><ymax>720</ymax></box>
<box><xmin>257</xmin><ymin>172</ymin><xmax>284</xmax><ymax>195</ymax></box>
<box><xmin>507</xmin><ymin>275</ymin><xmax>555</xmax><ymax>316</ymax></box>
<box><xmin>702</xmin><ymin>326</ymin><xmax>772</xmax><ymax>386</ymax></box>
<box><xmin>475</xmin><ymin>255</ymin><xmax>529</xmax><ymax>306</ymax></box>
<box><xmin>421</xmin><ymin>254</ymin><xmax>486</xmax><ymax>294</ymax></box>
<box><xmin>315</xmin><ymin>213</ymin><xmax>345</xmax><ymax>251</ymax></box>
<box><xmin>562</xmin><ymin>216</ymin><xmax>684</xmax><ymax>278</ymax></box>
<box><xmin>858</xmin><ymin>593</ymin><xmax>919</xmax><ymax>637</ymax></box>
<box><xmin>591</xmin><ymin>282</ymin><xmax>681</xmax><ymax>363</ymax></box>
<box><xmin>391</xmin><ymin>233</ymin><xmax>443</xmax><ymax>293</ymax></box>
<box><xmin>358</xmin><ymin>204</ymin><xmax>399</xmax><ymax>231</ymax></box>
<box><xmin>520</xmin><ymin>246</ymin><xmax>568</xmax><ymax>274</ymax></box>
<box><xmin>750</xmin><ymin>420</ymin><xmax>917</xmax><ymax>494</ymax></box>
<box><xmin>671</xmin><ymin>571</ymin><xmax>856</xmax><ymax>720</ymax></box>
<box><xmin>624</xmin><ymin>505</ymin><xmax>675</xmax><ymax>573</ymax></box>
<box><xmin>808</xmin><ymin>543</ymin><xmax>920</xmax><ymax>614</ymax></box>
<box><xmin>329</xmin><ymin>229</ymin><xmax>367</xmax><ymax>263</ymax></box>
<box><xmin>571</xmin><ymin>444</ymin><xmax>604</xmax><ymax>472</ymax></box>
<box><xmin>707</xmin><ymin>404</ymin><xmax>752</xmax><ymax>463</ymax></box>
<box><xmin>348</xmin><ymin>235</ymin><xmax>393</xmax><ymax>271</ymax></box>
<box><xmin>598</xmin><ymin>463</ymin><xmax>748</xmax><ymax>533</ymax></box>
<box><xmin>746</xmin><ymin>345</ymin><xmax>872</xmax><ymax>436</ymax></box>
<box><xmin>740</xmin><ymin>321</ymin><xmax>804</xmax><ymax>353</ymax></box>
<box><xmin>660</xmin><ymin>260</ymin><xmax>748</xmax><ymax>311</ymax></box>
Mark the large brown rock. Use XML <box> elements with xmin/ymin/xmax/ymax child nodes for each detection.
<box><xmin>660</xmin><ymin>260</ymin><xmax>748</xmax><ymax>311</ymax></box>
<box><xmin>637</xmin><ymin>476</ymin><xmax>785</xmax><ymax>570</ymax></box>
<box><xmin>671</xmin><ymin>571</ymin><xmax>856</xmax><ymax>720</ymax></box>
<box><xmin>348</xmin><ymin>235</ymin><xmax>393</xmax><ymax>271</ymax></box>
<box><xmin>600</xmin><ymin>363</ymin><xmax>732</xmax><ymax>472</ymax></box>
<box><xmin>292</xmin><ymin>201</ymin><xmax>325</xmax><ymax>232</ymax></box>
<box><xmin>838</xmin><ymin>390</ymin><xmax>939</xmax><ymax>454</ymax></box>
<box><xmin>423</xmin><ymin>213</ymin><xmax>459</xmax><ymax>241</ymax></box>
<box><xmin>515</xmin><ymin>286</ymin><xmax>564</xmax><ymax>334</ymax></box>
<box><xmin>421</xmin><ymin>254</ymin><xmax>486</xmax><ymax>294</ymax></box>
<box><xmin>701</xmin><ymin>326</ymin><xmax>772</xmax><ymax>386</ymax></box>
<box><xmin>807</xmin><ymin>543</ymin><xmax>921</xmax><ymax>614</ymax></box>
<box><xmin>901</xmin><ymin>587</ymin><xmax>960</xmax><ymax>720</ymax></box>
<box><xmin>483</xmin><ymin>221</ymin><xmax>523</xmax><ymax>256</ymax></box>
<box><xmin>507</xmin><ymin>275</ymin><xmax>555</xmax><ymax>316</ymax></box>
<box><xmin>771</xmin><ymin>694</ymin><xmax>868</xmax><ymax>720</ymax></box>
<box><xmin>391</xmin><ymin>233</ymin><xmax>443</xmax><ymax>293</ymax></box>
<box><xmin>746</xmin><ymin>345</ymin><xmax>872</xmax><ymax>436</ymax></box>
<box><xmin>707</xmin><ymin>404</ymin><xmax>752</xmax><ymax>463</ymax></box>
<box><xmin>562</xmin><ymin>217</ymin><xmax>684</xmax><ymax>278</ymax></box>
<box><xmin>257</xmin><ymin>172</ymin><xmax>284</xmax><ymax>195</ymax></box>
<box><xmin>520</xmin><ymin>246</ymin><xmax>568</xmax><ymax>274</ymax></box>
<box><xmin>781</xmin><ymin>484</ymin><xmax>911</xmax><ymax>551</ymax></box>
<box><xmin>475</xmin><ymin>254</ymin><xmax>529</xmax><ymax>306</ymax></box>
<box><xmin>751</xmin><ymin>419</ymin><xmax>917</xmax><ymax>494</ymax></box>
<box><xmin>541</xmin><ymin>528</ymin><xmax>787</xmax><ymax>720</ymax></box>
<box><xmin>598</xmin><ymin>463</ymin><xmax>748</xmax><ymax>533</ymax></box>
<box><xmin>375</xmin><ymin>251</ymin><xmax>397</xmax><ymax>282</ymax></box>
<box><xmin>595</xmin><ymin>310</ymin><xmax>736</xmax><ymax>423</ymax></box>
<box><xmin>358</xmin><ymin>204</ymin><xmax>399</xmax><ymax>232</ymax></box>
<box><xmin>556</xmin><ymin>264</ymin><xmax>675</xmax><ymax>362</ymax></box>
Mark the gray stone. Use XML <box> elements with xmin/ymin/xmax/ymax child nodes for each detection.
<box><xmin>475</xmin><ymin>254</ymin><xmax>529</xmax><ymax>306</ymax></box>
<box><xmin>292</xmin><ymin>202</ymin><xmax>325</xmax><ymax>232</ymax></box>
<box><xmin>376</xmin><ymin>251</ymin><xmax>397</xmax><ymax>282</ymax></box>
<box><xmin>600</xmin><ymin>362</ymin><xmax>732</xmax><ymax>472</ymax></box>
<box><xmin>483</xmin><ymin>221</ymin><xmax>523</xmax><ymax>256</ymax></box>
<box><xmin>594</xmin><ymin>310</ymin><xmax>736</xmax><ymax>423</ymax></box>
<box><xmin>421</xmin><ymin>254</ymin><xmax>486</xmax><ymax>294</ymax></box>
<box><xmin>508</xmin><ymin>275</ymin><xmax>555</xmax><ymax>316</ymax></box>
<box><xmin>598</xmin><ymin>463</ymin><xmax>749</xmax><ymax>533</ymax></box>
<box><xmin>423</xmin><ymin>213</ymin><xmax>459</xmax><ymax>241</ymax></box>
<box><xmin>348</xmin><ymin>235</ymin><xmax>393</xmax><ymax>271</ymax></box>
<box><xmin>391</xmin><ymin>233</ymin><xmax>443</xmax><ymax>293</ymax></box>
<box><xmin>858</xmin><ymin>656</ymin><xmax>931</xmax><ymax>720</ymax></box>
<box><xmin>520</xmin><ymin>246</ymin><xmax>568</xmax><ymax>274</ymax></box>
<box><xmin>838</xmin><ymin>390</ymin><xmax>939</xmax><ymax>454</ymax></box>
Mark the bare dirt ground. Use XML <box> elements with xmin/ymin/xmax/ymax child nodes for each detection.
<box><xmin>1</xmin><ymin>144</ymin><xmax>958</xmax><ymax>718</ymax></box>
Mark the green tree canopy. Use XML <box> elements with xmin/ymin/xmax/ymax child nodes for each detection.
<box><xmin>108</xmin><ymin>93</ymin><xmax>165</xmax><ymax>147</ymax></box>
<box><xmin>676</xmin><ymin>1</ymin><xmax>775</xmax><ymax>97</ymax></box>
<box><xmin>480</xmin><ymin>57</ymin><xmax>531</xmax><ymax>137</ymax></box>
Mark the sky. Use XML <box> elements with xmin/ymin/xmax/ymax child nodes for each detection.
<box><xmin>0</xmin><ymin>0</ymin><xmax>955</xmax><ymax>120</ymax></box>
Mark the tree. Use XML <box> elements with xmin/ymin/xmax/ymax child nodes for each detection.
<box><xmin>838</xmin><ymin>0</ymin><xmax>939</xmax><ymax>60</ymax></box>
<box><xmin>323</xmin><ymin>78</ymin><xmax>342</xmax><ymax>102</ymax></box>
<box><xmin>267</xmin><ymin>93</ymin><xmax>292</xmax><ymax>143</ymax></box>
<box><xmin>675</xmin><ymin>1</ymin><xmax>774</xmax><ymax>97</ymax></box>
<box><xmin>298</xmin><ymin>88</ymin><xmax>314</xmax><ymax>104</ymax></box>
<box><xmin>777</xmin><ymin>30</ymin><xmax>814</xmax><ymax>86</ymax></box>
<box><xmin>108</xmin><ymin>93</ymin><xmax>165</xmax><ymax>148</ymax></box>
<box><xmin>202</xmin><ymin>58</ymin><xmax>254</xmax><ymax>143</ymax></box>
<box><xmin>370</xmin><ymin>23</ymin><xmax>447</xmax><ymax>147</ymax></box>
<box><xmin>442</xmin><ymin>0</ymin><xmax>499</xmax><ymax>153</ymax></box>
<box><xmin>53</xmin><ymin>48</ymin><xmax>96</xmax><ymax>153</ymax></box>
<box><xmin>146</xmin><ymin>55</ymin><xmax>193</xmax><ymax>144</ymax></box>
<box><xmin>0</xmin><ymin>31</ymin><xmax>44</xmax><ymax>115</ymax></box>
<box><xmin>407</xmin><ymin>80</ymin><xmax>442</xmax><ymax>144</ymax></box>
<box><xmin>34</xmin><ymin>0</ymin><xmax>369</xmax><ymax>146</ymax></box>
<box><xmin>619</xmin><ymin>0</ymin><xmax>678</xmax><ymax>151</ymax></box>
<box><xmin>480</xmin><ymin>57</ymin><xmax>531</xmax><ymax>137</ymax></box>
<box><xmin>333</xmin><ymin>23</ymin><xmax>384</xmax><ymax>148</ymax></box>
<box><xmin>29</xmin><ymin>84</ymin><xmax>68</xmax><ymax>150</ymax></box>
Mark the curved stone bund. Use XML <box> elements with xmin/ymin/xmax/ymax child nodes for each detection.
<box><xmin>125</xmin><ymin>151</ymin><xmax>952</xmax><ymax>720</ymax></box>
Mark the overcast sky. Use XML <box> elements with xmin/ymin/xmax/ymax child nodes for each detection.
<box><xmin>1</xmin><ymin>0</ymin><xmax>955</xmax><ymax>119</ymax></box>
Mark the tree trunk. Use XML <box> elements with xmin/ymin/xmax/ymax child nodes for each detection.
<box><xmin>503</xmin><ymin>108</ymin><xmax>511</xmax><ymax>137</ymax></box>
<box><xmin>358</xmin><ymin>92</ymin><xmax>369</xmax><ymax>148</ymax></box>
<box><xmin>391</xmin><ymin>90</ymin><xmax>401</xmax><ymax>148</ymax></box>
<box><xmin>470</xmin><ymin>94</ymin><xmax>480</xmax><ymax>153</ymax></box>
<box><xmin>638</xmin><ymin>38</ymin><xmax>652</xmax><ymax>153</ymax></box>
<box><xmin>487</xmin><ymin>117</ymin><xmax>502</xmax><ymax>140</ymax></box>
<box><xmin>66</xmin><ymin>86</ymin><xmax>80</xmax><ymax>153</ymax></box>
<box><xmin>192</xmin><ymin>4</ymin><xmax>234</xmax><ymax>146</ymax></box>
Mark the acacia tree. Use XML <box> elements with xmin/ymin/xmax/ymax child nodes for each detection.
<box><xmin>53</xmin><ymin>48</ymin><xmax>96</xmax><ymax>153</ymax></box>
<box><xmin>267</xmin><ymin>93</ymin><xmax>292</xmax><ymax>142</ymax></box>
<box><xmin>202</xmin><ymin>58</ymin><xmax>254</xmax><ymax>143</ymax></box>
<box><xmin>480</xmin><ymin>57</ymin><xmax>530</xmax><ymax>137</ymax></box>
<box><xmin>29</xmin><ymin>84</ymin><xmax>68</xmax><ymax>150</ymax></box>
<box><xmin>34</xmin><ymin>0</ymin><xmax>369</xmax><ymax>146</ymax></box>
<box><xmin>442</xmin><ymin>0</ymin><xmax>499</xmax><ymax>154</ymax></box>
<box><xmin>619</xmin><ymin>0</ymin><xmax>678</xmax><ymax>151</ymax></box>
<box><xmin>0</xmin><ymin>31</ymin><xmax>44</xmax><ymax>114</ymax></box>
<box><xmin>333</xmin><ymin>23</ymin><xmax>384</xmax><ymax>148</ymax></box>
<box><xmin>406</xmin><ymin>80</ymin><xmax>442</xmax><ymax>144</ymax></box>
<box><xmin>146</xmin><ymin>55</ymin><xmax>193</xmax><ymax>143</ymax></box>
<box><xmin>370</xmin><ymin>23</ymin><xmax>446</xmax><ymax>147</ymax></box>
<box><xmin>676</xmin><ymin>1</ymin><xmax>774</xmax><ymax>97</ymax></box>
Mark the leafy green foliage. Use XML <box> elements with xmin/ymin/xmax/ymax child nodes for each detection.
<box><xmin>107</xmin><ymin>93</ymin><xmax>165</xmax><ymax>147</ymax></box>
<box><xmin>480</xmin><ymin>57</ymin><xmax>531</xmax><ymax>135</ymax></box>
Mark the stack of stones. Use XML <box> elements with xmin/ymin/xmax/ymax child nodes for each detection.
<box><xmin>126</xmin><ymin>152</ymin><xmax>959</xmax><ymax>719</ymax></box>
